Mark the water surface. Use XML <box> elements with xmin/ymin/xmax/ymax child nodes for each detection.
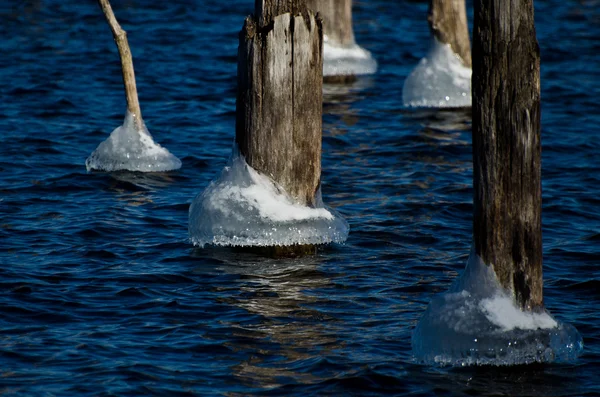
<box><xmin>1</xmin><ymin>0</ymin><xmax>599</xmax><ymax>395</ymax></box>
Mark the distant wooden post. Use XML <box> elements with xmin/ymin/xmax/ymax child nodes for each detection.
<box><xmin>236</xmin><ymin>0</ymin><xmax>323</xmax><ymax>207</ymax></box>
<box><xmin>472</xmin><ymin>0</ymin><xmax>542</xmax><ymax>310</ymax></box>
<box><xmin>428</xmin><ymin>0</ymin><xmax>472</xmax><ymax>68</ymax></box>
<box><xmin>306</xmin><ymin>0</ymin><xmax>357</xmax><ymax>83</ymax></box>
<box><xmin>97</xmin><ymin>0</ymin><xmax>144</xmax><ymax>131</ymax></box>
<box><xmin>306</xmin><ymin>0</ymin><xmax>354</xmax><ymax>47</ymax></box>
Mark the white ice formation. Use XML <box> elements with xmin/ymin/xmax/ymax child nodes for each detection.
<box><xmin>323</xmin><ymin>36</ymin><xmax>377</xmax><ymax>78</ymax></box>
<box><xmin>189</xmin><ymin>151</ymin><xmax>349</xmax><ymax>247</ymax></box>
<box><xmin>86</xmin><ymin>111</ymin><xmax>182</xmax><ymax>172</ymax></box>
<box><xmin>412</xmin><ymin>249</ymin><xmax>583</xmax><ymax>366</ymax></box>
<box><xmin>403</xmin><ymin>37</ymin><xmax>471</xmax><ymax>108</ymax></box>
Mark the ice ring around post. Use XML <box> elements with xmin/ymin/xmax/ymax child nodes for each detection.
<box><xmin>323</xmin><ymin>36</ymin><xmax>377</xmax><ymax>78</ymax></box>
<box><xmin>86</xmin><ymin>111</ymin><xmax>182</xmax><ymax>172</ymax></box>
<box><xmin>403</xmin><ymin>37</ymin><xmax>472</xmax><ymax>108</ymax></box>
<box><xmin>188</xmin><ymin>151</ymin><xmax>349</xmax><ymax>248</ymax></box>
<box><xmin>412</xmin><ymin>249</ymin><xmax>584</xmax><ymax>366</ymax></box>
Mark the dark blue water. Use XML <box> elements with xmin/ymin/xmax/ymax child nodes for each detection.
<box><xmin>1</xmin><ymin>0</ymin><xmax>599</xmax><ymax>395</ymax></box>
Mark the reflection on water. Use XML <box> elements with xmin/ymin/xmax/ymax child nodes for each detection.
<box><xmin>106</xmin><ymin>171</ymin><xmax>180</xmax><ymax>207</ymax></box>
<box><xmin>205</xmin><ymin>249</ymin><xmax>341</xmax><ymax>389</ymax></box>
<box><xmin>401</xmin><ymin>107</ymin><xmax>472</xmax><ymax>133</ymax></box>
<box><xmin>322</xmin><ymin>104</ymin><xmax>472</xmax><ymax>214</ymax></box>
<box><xmin>323</xmin><ymin>76</ymin><xmax>375</xmax><ymax>103</ymax></box>
<box><xmin>407</xmin><ymin>363</ymin><xmax>585</xmax><ymax>397</ymax></box>
<box><xmin>109</xmin><ymin>170</ymin><xmax>178</xmax><ymax>190</ymax></box>
<box><xmin>322</xmin><ymin>77</ymin><xmax>375</xmax><ymax>136</ymax></box>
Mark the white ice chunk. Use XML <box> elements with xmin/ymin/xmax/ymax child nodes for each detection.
<box><xmin>86</xmin><ymin>111</ymin><xmax>182</xmax><ymax>172</ymax></box>
<box><xmin>412</xmin><ymin>248</ymin><xmax>583</xmax><ymax>366</ymax></box>
<box><xmin>189</xmin><ymin>151</ymin><xmax>349</xmax><ymax>247</ymax></box>
<box><xmin>323</xmin><ymin>36</ymin><xmax>377</xmax><ymax>77</ymax></box>
<box><xmin>481</xmin><ymin>295</ymin><xmax>557</xmax><ymax>332</ymax></box>
<box><xmin>403</xmin><ymin>37</ymin><xmax>471</xmax><ymax>108</ymax></box>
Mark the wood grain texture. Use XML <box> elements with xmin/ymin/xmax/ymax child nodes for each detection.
<box><xmin>306</xmin><ymin>0</ymin><xmax>354</xmax><ymax>47</ymax></box>
<box><xmin>472</xmin><ymin>0</ymin><xmax>543</xmax><ymax>310</ymax></box>
<box><xmin>429</xmin><ymin>0</ymin><xmax>472</xmax><ymax>68</ymax></box>
<box><xmin>97</xmin><ymin>0</ymin><xmax>143</xmax><ymax>130</ymax></box>
<box><xmin>236</xmin><ymin>11</ymin><xmax>323</xmax><ymax>207</ymax></box>
<box><xmin>255</xmin><ymin>0</ymin><xmax>307</xmax><ymax>27</ymax></box>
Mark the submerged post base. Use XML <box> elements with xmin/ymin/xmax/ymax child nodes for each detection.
<box><xmin>86</xmin><ymin>111</ymin><xmax>181</xmax><ymax>172</ymax></box>
<box><xmin>403</xmin><ymin>37</ymin><xmax>472</xmax><ymax>108</ymax></box>
<box><xmin>233</xmin><ymin>244</ymin><xmax>318</xmax><ymax>258</ymax></box>
<box><xmin>323</xmin><ymin>40</ymin><xmax>377</xmax><ymax>78</ymax></box>
<box><xmin>412</xmin><ymin>250</ymin><xmax>583</xmax><ymax>366</ymax></box>
<box><xmin>188</xmin><ymin>150</ymin><xmax>348</xmax><ymax>249</ymax></box>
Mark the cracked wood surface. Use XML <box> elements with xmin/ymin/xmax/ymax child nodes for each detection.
<box><xmin>472</xmin><ymin>0</ymin><xmax>543</xmax><ymax>310</ymax></box>
<box><xmin>236</xmin><ymin>7</ymin><xmax>323</xmax><ymax>207</ymax></box>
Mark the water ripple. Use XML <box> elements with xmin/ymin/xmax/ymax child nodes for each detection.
<box><xmin>0</xmin><ymin>0</ymin><xmax>598</xmax><ymax>395</ymax></box>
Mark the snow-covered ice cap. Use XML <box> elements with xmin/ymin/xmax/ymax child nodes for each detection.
<box><xmin>86</xmin><ymin>111</ymin><xmax>181</xmax><ymax>172</ymax></box>
<box><xmin>412</xmin><ymin>248</ymin><xmax>583</xmax><ymax>366</ymax></box>
<box><xmin>189</xmin><ymin>150</ymin><xmax>348</xmax><ymax>247</ymax></box>
<box><xmin>323</xmin><ymin>36</ymin><xmax>377</xmax><ymax>78</ymax></box>
<box><xmin>403</xmin><ymin>37</ymin><xmax>471</xmax><ymax>108</ymax></box>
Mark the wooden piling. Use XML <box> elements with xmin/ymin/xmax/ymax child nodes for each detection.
<box><xmin>306</xmin><ymin>0</ymin><xmax>354</xmax><ymax>47</ymax></box>
<box><xmin>428</xmin><ymin>0</ymin><xmax>471</xmax><ymax>68</ymax></box>
<box><xmin>472</xmin><ymin>0</ymin><xmax>542</xmax><ymax>310</ymax></box>
<box><xmin>97</xmin><ymin>0</ymin><xmax>144</xmax><ymax>131</ymax></box>
<box><xmin>306</xmin><ymin>0</ymin><xmax>357</xmax><ymax>83</ymax></box>
<box><xmin>236</xmin><ymin>0</ymin><xmax>323</xmax><ymax>207</ymax></box>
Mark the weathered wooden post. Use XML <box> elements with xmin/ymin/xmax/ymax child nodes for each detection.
<box><xmin>87</xmin><ymin>0</ymin><xmax>181</xmax><ymax>172</ymax></box>
<box><xmin>97</xmin><ymin>0</ymin><xmax>143</xmax><ymax>131</ymax></box>
<box><xmin>189</xmin><ymin>0</ymin><xmax>348</xmax><ymax>254</ymax></box>
<box><xmin>402</xmin><ymin>0</ymin><xmax>472</xmax><ymax>107</ymax></box>
<box><xmin>428</xmin><ymin>0</ymin><xmax>471</xmax><ymax>68</ymax></box>
<box><xmin>411</xmin><ymin>0</ymin><xmax>583</xmax><ymax>365</ymax></box>
<box><xmin>472</xmin><ymin>0</ymin><xmax>541</xmax><ymax>310</ymax></box>
<box><xmin>307</xmin><ymin>0</ymin><xmax>354</xmax><ymax>47</ymax></box>
<box><xmin>305</xmin><ymin>0</ymin><xmax>376</xmax><ymax>82</ymax></box>
<box><xmin>237</xmin><ymin>0</ymin><xmax>323</xmax><ymax>207</ymax></box>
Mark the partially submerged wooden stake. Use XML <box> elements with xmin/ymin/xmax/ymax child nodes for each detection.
<box><xmin>306</xmin><ymin>0</ymin><xmax>356</xmax><ymax>83</ymax></box>
<box><xmin>97</xmin><ymin>0</ymin><xmax>144</xmax><ymax>131</ymax></box>
<box><xmin>236</xmin><ymin>0</ymin><xmax>323</xmax><ymax>207</ymax></box>
<box><xmin>307</xmin><ymin>0</ymin><xmax>354</xmax><ymax>47</ymax></box>
<box><xmin>428</xmin><ymin>0</ymin><xmax>472</xmax><ymax>68</ymax></box>
<box><xmin>472</xmin><ymin>0</ymin><xmax>542</xmax><ymax>310</ymax></box>
<box><xmin>236</xmin><ymin>0</ymin><xmax>323</xmax><ymax>255</ymax></box>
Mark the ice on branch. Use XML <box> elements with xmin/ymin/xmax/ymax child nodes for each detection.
<box><xmin>323</xmin><ymin>36</ymin><xmax>377</xmax><ymax>78</ymax></box>
<box><xmin>189</xmin><ymin>152</ymin><xmax>349</xmax><ymax>247</ymax></box>
<box><xmin>86</xmin><ymin>111</ymin><xmax>181</xmax><ymax>172</ymax></box>
<box><xmin>412</xmin><ymin>249</ymin><xmax>583</xmax><ymax>366</ymax></box>
<box><xmin>403</xmin><ymin>38</ymin><xmax>471</xmax><ymax>108</ymax></box>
